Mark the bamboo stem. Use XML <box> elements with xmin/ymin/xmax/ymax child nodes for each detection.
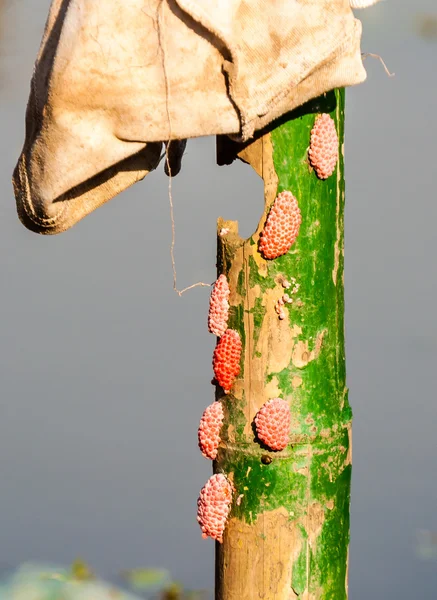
<box><xmin>214</xmin><ymin>90</ymin><xmax>351</xmax><ymax>600</ymax></box>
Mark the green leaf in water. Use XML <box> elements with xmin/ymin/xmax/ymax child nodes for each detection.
<box><xmin>121</xmin><ymin>568</ymin><xmax>172</xmax><ymax>593</ymax></box>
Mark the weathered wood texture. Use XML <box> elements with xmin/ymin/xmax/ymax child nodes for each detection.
<box><xmin>215</xmin><ymin>90</ymin><xmax>351</xmax><ymax>600</ymax></box>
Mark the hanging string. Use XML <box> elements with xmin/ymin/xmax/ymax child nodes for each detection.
<box><xmin>157</xmin><ymin>1</ymin><xmax>212</xmax><ymax>296</ymax></box>
<box><xmin>362</xmin><ymin>52</ymin><xmax>395</xmax><ymax>77</ymax></box>
<box><xmin>166</xmin><ymin>152</ymin><xmax>212</xmax><ymax>296</ymax></box>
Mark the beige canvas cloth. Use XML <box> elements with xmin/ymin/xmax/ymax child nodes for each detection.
<box><xmin>13</xmin><ymin>0</ymin><xmax>369</xmax><ymax>234</ymax></box>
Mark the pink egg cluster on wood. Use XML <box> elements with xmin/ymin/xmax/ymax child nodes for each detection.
<box><xmin>198</xmin><ymin>401</ymin><xmax>224</xmax><ymax>460</ymax></box>
<box><xmin>254</xmin><ymin>398</ymin><xmax>291</xmax><ymax>451</ymax></box>
<box><xmin>208</xmin><ymin>274</ymin><xmax>230</xmax><ymax>337</ymax></box>
<box><xmin>308</xmin><ymin>113</ymin><xmax>339</xmax><ymax>180</ymax></box>
<box><xmin>213</xmin><ymin>329</ymin><xmax>242</xmax><ymax>393</ymax></box>
<box><xmin>258</xmin><ymin>191</ymin><xmax>302</xmax><ymax>259</ymax></box>
<box><xmin>197</xmin><ymin>473</ymin><xmax>233</xmax><ymax>543</ymax></box>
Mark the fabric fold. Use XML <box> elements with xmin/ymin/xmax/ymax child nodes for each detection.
<box><xmin>13</xmin><ymin>0</ymin><xmax>368</xmax><ymax>234</ymax></box>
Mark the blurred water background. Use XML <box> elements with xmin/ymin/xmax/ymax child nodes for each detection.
<box><xmin>0</xmin><ymin>1</ymin><xmax>436</xmax><ymax>598</ymax></box>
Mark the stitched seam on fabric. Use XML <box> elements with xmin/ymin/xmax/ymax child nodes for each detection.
<box><xmin>18</xmin><ymin>155</ymin><xmax>67</xmax><ymax>227</ymax></box>
<box><xmin>19</xmin><ymin>155</ymin><xmax>68</xmax><ymax>227</ymax></box>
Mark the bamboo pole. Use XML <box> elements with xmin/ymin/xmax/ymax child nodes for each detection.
<box><xmin>214</xmin><ymin>90</ymin><xmax>351</xmax><ymax>600</ymax></box>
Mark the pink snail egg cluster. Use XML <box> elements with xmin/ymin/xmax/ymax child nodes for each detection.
<box><xmin>208</xmin><ymin>274</ymin><xmax>230</xmax><ymax>337</ymax></box>
<box><xmin>254</xmin><ymin>398</ymin><xmax>291</xmax><ymax>451</ymax></box>
<box><xmin>213</xmin><ymin>329</ymin><xmax>242</xmax><ymax>393</ymax></box>
<box><xmin>308</xmin><ymin>113</ymin><xmax>339</xmax><ymax>180</ymax></box>
<box><xmin>198</xmin><ymin>401</ymin><xmax>224</xmax><ymax>460</ymax></box>
<box><xmin>258</xmin><ymin>191</ymin><xmax>302</xmax><ymax>259</ymax></box>
<box><xmin>197</xmin><ymin>473</ymin><xmax>233</xmax><ymax>543</ymax></box>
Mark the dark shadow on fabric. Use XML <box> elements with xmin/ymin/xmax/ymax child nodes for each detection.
<box><xmin>24</xmin><ymin>0</ymin><xmax>72</xmax><ymax>144</ymax></box>
<box><xmin>164</xmin><ymin>139</ymin><xmax>187</xmax><ymax>176</ymax></box>
<box><xmin>52</xmin><ymin>143</ymin><xmax>162</xmax><ymax>204</ymax></box>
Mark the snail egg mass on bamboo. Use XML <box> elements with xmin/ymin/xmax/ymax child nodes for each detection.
<box><xmin>197</xmin><ymin>473</ymin><xmax>233</xmax><ymax>543</ymax></box>
<box><xmin>208</xmin><ymin>274</ymin><xmax>230</xmax><ymax>337</ymax></box>
<box><xmin>198</xmin><ymin>401</ymin><xmax>225</xmax><ymax>460</ymax></box>
<box><xmin>213</xmin><ymin>329</ymin><xmax>242</xmax><ymax>393</ymax></box>
<box><xmin>258</xmin><ymin>191</ymin><xmax>302</xmax><ymax>259</ymax></box>
<box><xmin>308</xmin><ymin>113</ymin><xmax>339</xmax><ymax>180</ymax></box>
<box><xmin>254</xmin><ymin>398</ymin><xmax>291</xmax><ymax>451</ymax></box>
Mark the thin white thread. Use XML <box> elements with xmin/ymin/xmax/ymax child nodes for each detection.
<box><xmin>362</xmin><ymin>52</ymin><xmax>395</xmax><ymax>77</ymax></box>
<box><xmin>157</xmin><ymin>1</ymin><xmax>211</xmax><ymax>297</ymax></box>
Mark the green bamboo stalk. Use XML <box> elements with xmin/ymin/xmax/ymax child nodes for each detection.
<box><xmin>214</xmin><ymin>89</ymin><xmax>351</xmax><ymax>600</ymax></box>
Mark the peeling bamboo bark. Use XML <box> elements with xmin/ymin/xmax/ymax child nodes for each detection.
<box><xmin>214</xmin><ymin>90</ymin><xmax>351</xmax><ymax>600</ymax></box>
